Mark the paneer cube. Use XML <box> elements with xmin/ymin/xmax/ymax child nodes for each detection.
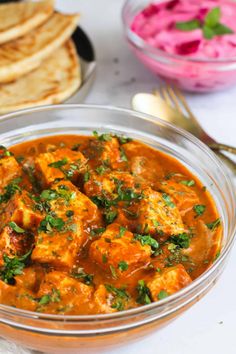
<box><xmin>34</xmin><ymin>148</ymin><xmax>87</xmax><ymax>187</ymax></box>
<box><xmin>147</xmin><ymin>264</ymin><xmax>192</xmax><ymax>301</ymax></box>
<box><xmin>0</xmin><ymin>226</ymin><xmax>33</xmax><ymax>266</ymax></box>
<box><xmin>1</xmin><ymin>190</ymin><xmax>43</xmax><ymax>230</ymax></box>
<box><xmin>89</xmin><ymin>223</ymin><xmax>151</xmax><ymax>277</ymax></box>
<box><xmin>93</xmin><ymin>284</ymin><xmax>116</xmax><ymax>314</ymax></box>
<box><xmin>37</xmin><ymin>271</ymin><xmax>94</xmax><ymax>314</ymax></box>
<box><xmin>84</xmin><ymin>171</ymin><xmax>136</xmax><ymax>199</ymax></box>
<box><xmin>138</xmin><ymin>188</ymin><xmax>185</xmax><ymax>239</ymax></box>
<box><xmin>158</xmin><ymin>180</ymin><xmax>199</xmax><ymax>215</ymax></box>
<box><xmin>100</xmin><ymin>137</ymin><xmax>123</xmax><ymax>169</ymax></box>
<box><xmin>31</xmin><ymin>218</ymin><xmax>84</xmax><ymax>269</ymax></box>
<box><xmin>50</xmin><ymin>180</ymin><xmax>101</xmax><ymax>224</ymax></box>
<box><xmin>32</xmin><ymin>181</ymin><xmax>101</xmax><ymax>268</ymax></box>
<box><xmin>94</xmin><ymin>284</ymin><xmax>136</xmax><ymax>313</ymax></box>
<box><xmin>0</xmin><ymin>280</ymin><xmax>37</xmax><ymax>311</ymax></box>
<box><xmin>130</xmin><ymin>155</ymin><xmax>164</xmax><ymax>185</ymax></box>
<box><xmin>81</xmin><ymin>136</ymin><xmax>125</xmax><ymax>170</ymax></box>
<box><xmin>0</xmin><ymin>155</ymin><xmax>21</xmax><ymax>192</ymax></box>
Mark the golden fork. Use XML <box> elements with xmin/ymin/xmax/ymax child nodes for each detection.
<box><xmin>132</xmin><ymin>87</ymin><xmax>236</xmax><ymax>173</ymax></box>
<box><xmin>154</xmin><ymin>85</ymin><xmax>236</xmax><ymax>154</ymax></box>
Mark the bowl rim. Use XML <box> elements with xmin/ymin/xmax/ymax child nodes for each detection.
<box><xmin>122</xmin><ymin>0</ymin><xmax>236</xmax><ymax>64</ymax></box>
<box><xmin>0</xmin><ymin>103</ymin><xmax>235</xmax><ymax>323</ymax></box>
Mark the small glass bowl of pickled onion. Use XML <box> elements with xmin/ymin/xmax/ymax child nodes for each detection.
<box><xmin>122</xmin><ymin>0</ymin><xmax>236</xmax><ymax>92</ymax></box>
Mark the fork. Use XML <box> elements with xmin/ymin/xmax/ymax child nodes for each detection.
<box><xmin>154</xmin><ymin>84</ymin><xmax>236</xmax><ymax>155</ymax></box>
<box><xmin>132</xmin><ymin>86</ymin><xmax>236</xmax><ymax>173</ymax></box>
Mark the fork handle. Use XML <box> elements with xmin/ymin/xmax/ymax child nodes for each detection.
<box><xmin>215</xmin><ymin>150</ymin><xmax>236</xmax><ymax>175</ymax></box>
<box><xmin>209</xmin><ymin>142</ymin><xmax>236</xmax><ymax>155</ymax></box>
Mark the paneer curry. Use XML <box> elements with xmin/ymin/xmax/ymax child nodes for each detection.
<box><xmin>0</xmin><ymin>133</ymin><xmax>222</xmax><ymax>315</ymax></box>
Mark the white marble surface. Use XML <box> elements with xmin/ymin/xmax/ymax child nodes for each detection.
<box><xmin>1</xmin><ymin>0</ymin><xmax>236</xmax><ymax>353</ymax></box>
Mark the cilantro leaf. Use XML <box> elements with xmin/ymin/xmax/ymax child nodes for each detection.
<box><xmin>71</xmin><ymin>269</ymin><xmax>94</xmax><ymax>285</ymax></box>
<box><xmin>193</xmin><ymin>204</ymin><xmax>206</xmax><ymax>217</ymax></box>
<box><xmin>0</xmin><ymin>178</ymin><xmax>22</xmax><ymax>204</ymax></box>
<box><xmin>170</xmin><ymin>233</ymin><xmax>191</xmax><ymax>249</ymax></box>
<box><xmin>105</xmin><ymin>284</ymin><xmax>129</xmax><ymax>299</ymax></box>
<box><xmin>38</xmin><ymin>214</ymin><xmax>65</xmax><ymax>233</ymax></box>
<box><xmin>180</xmin><ymin>180</ymin><xmax>195</xmax><ymax>187</ymax></box>
<box><xmin>134</xmin><ymin>234</ymin><xmax>159</xmax><ymax>251</ymax></box>
<box><xmin>136</xmin><ymin>280</ymin><xmax>152</xmax><ymax>305</ymax></box>
<box><xmin>157</xmin><ymin>290</ymin><xmax>169</xmax><ymax>300</ymax></box>
<box><xmin>9</xmin><ymin>222</ymin><xmax>25</xmax><ymax>234</ymax></box>
<box><xmin>118</xmin><ymin>261</ymin><xmax>129</xmax><ymax>272</ymax></box>
<box><xmin>104</xmin><ymin>209</ymin><xmax>118</xmax><ymax>224</ymax></box>
<box><xmin>162</xmin><ymin>193</ymin><xmax>175</xmax><ymax>208</ymax></box>
<box><xmin>0</xmin><ymin>250</ymin><xmax>31</xmax><ymax>284</ymax></box>
<box><xmin>206</xmin><ymin>218</ymin><xmax>221</xmax><ymax>231</ymax></box>
<box><xmin>48</xmin><ymin>158</ymin><xmax>68</xmax><ymax>168</ymax></box>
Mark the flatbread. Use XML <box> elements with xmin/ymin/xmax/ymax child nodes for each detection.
<box><xmin>0</xmin><ymin>0</ymin><xmax>54</xmax><ymax>44</ymax></box>
<box><xmin>0</xmin><ymin>39</ymin><xmax>81</xmax><ymax>114</ymax></box>
<box><xmin>0</xmin><ymin>12</ymin><xmax>80</xmax><ymax>83</ymax></box>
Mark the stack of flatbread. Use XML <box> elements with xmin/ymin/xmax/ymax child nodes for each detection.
<box><xmin>0</xmin><ymin>0</ymin><xmax>81</xmax><ymax>114</ymax></box>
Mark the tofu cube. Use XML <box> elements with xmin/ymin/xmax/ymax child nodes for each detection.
<box><xmin>37</xmin><ymin>271</ymin><xmax>94</xmax><ymax>314</ymax></box>
<box><xmin>35</xmin><ymin>148</ymin><xmax>87</xmax><ymax>187</ymax></box>
<box><xmin>1</xmin><ymin>190</ymin><xmax>43</xmax><ymax>230</ymax></box>
<box><xmin>147</xmin><ymin>264</ymin><xmax>192</xmax><ymax>301</ymax></box>
<box><xmin>138</xmin><ymin>188</ymin><xmax>185</xmax><ymax>238</ymax></box>
<box><xmin>0</xmin><ymin>155</ymin><xmax>21</xmax><ymax>191</ymax></box>
<box><xmin>158</xmin><ymin>180</ymin><xmax>199</xmax><ymax>215</ymax></box>
<box><xmin>89</xmin><ymin>223</ymin><xmax>151</xmax><ymax>277</ymax></box>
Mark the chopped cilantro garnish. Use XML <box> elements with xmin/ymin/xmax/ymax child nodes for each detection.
<box><xmin>118</xmin><ymin>226</ymin><xmax>127</xmax><ymax>238</ymax></box>
<box><xmin>38</xmin><ymin>214</ymin><xmax>65</xmax><ymax>233</ymax></box>
<box><xmin>71</xmin><ymin>269</ymin><xmax>94</xmax><ymax>285</ymax></box>
<box><xmin>90</xmin><ymin>227</ymin><xmax>106</xmax><ymax>236</ymax></box>
<box><xmin>48</xmin><ymin>158</ymin><xmax>68</xmax><ymax>168</ymax></box>
<box><xmin>95</xmin><ymin>165</ymin><xmax>107</xmax><ymax>175</ymax></box>
<box><xmin>134</xmin><ymin>234</ymin><xmax>159</xmax><ymax>251</ymax></box>
<box><xmin>162</xmin><ymin>193</ymin><xmax>175</xmax><ymax>208</ymax></box>
<box><xmin>93</xmin><ymin>131</ymin><xmax>112</xmax><ymax>141</ymax></box>
<box><xmin>110</xmin><ymin>265</ymin><xmax>117</xmax><ymax>279</ymax></box>
<box><xmin>118</xmin><ymin>261</ymin><xmax>128</xmax><ymax>272</ymax></box>
<box><xmin>102</xmin><ymin>254</ymin><xmax>108</xmax><ymax>263</ymax></box>
<box><xmin>38</xmin><ymin>289</ymin><xmax>61</xmax><ymax>306</ymax></box>
<box><xmin>180</xmin><ymin>180</ymin><xmax>195</xmax><ymax>187</ymax></box>
<box><xmin>120</xmin><ymin>148</ymin><xmax>128</xmax><ymax>162</ymax></box>
<box><xmin>157</xmin><ymin>290</ymin><xmax>169</xmax><ymax>300</ymax></box>
<box><xmin>104</xmin><ymin>209</ymin><xmax>118</xmax><ymax>224</ymax></box>
<box><xmin>116</xmin><ymin>135</ymin><xmax>132</xmax><ymax>145</ymax></box>
<box><xmin>84</xmin><ymin>171</ymin><xmax>90</xmax><ymax>183</ymax></box>
<box><xmin>105</xmin><ymin>284</ymin><xmax>129</xmax><ymax>300</ymax></box>
<box><xmin>0</xmin><ymin>250</ymin><xmax>31</xmax><ymax>284</ymax></box>
<box><xmin>136</xmin><ymin>280</ymin><xmax>152</xmax><ymax>305</ymax></box>
<box><xmin>8</xmin><ymin>222</ymin><xmax>25</xmax><ymax>234</ymax></box>
<box><xmin>206</xmin><ymin>218</ymin><xmax>221</xmax><ymax>231</ymax></box>
<box><xmin>0</xmin><ymin>177</ymin><xmax>22</xmax><ymax>204</ymax></box>
<box><xmin>193</xmin><ymin>204</ymin><xmax>206</xmax><ymax>217</ymax></box>
<box><xmin>170</xmin><ymin>233</ymin><xmax>191</xmax><ymax>249</ymax></box>
<box><xmin>38</xmin><ymin>294</ymin><xmax>51</xmax><ymax>306</ymax></box>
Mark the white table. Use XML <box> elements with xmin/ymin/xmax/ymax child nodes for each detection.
<box><xmin>1</xmin><ymin>1</ymin><xmax>236</xmax><ymax>353</ymax></box>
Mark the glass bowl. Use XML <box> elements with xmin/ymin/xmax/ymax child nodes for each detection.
<box><xmin>0</xmin><ymin>104</ymin><xmax>235</xmax><ymax>354</ymax></box>
<box><xmin>122</xmin><ymin>0</ymin><xmax>236</xmax><ymax>92</ymax></box>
